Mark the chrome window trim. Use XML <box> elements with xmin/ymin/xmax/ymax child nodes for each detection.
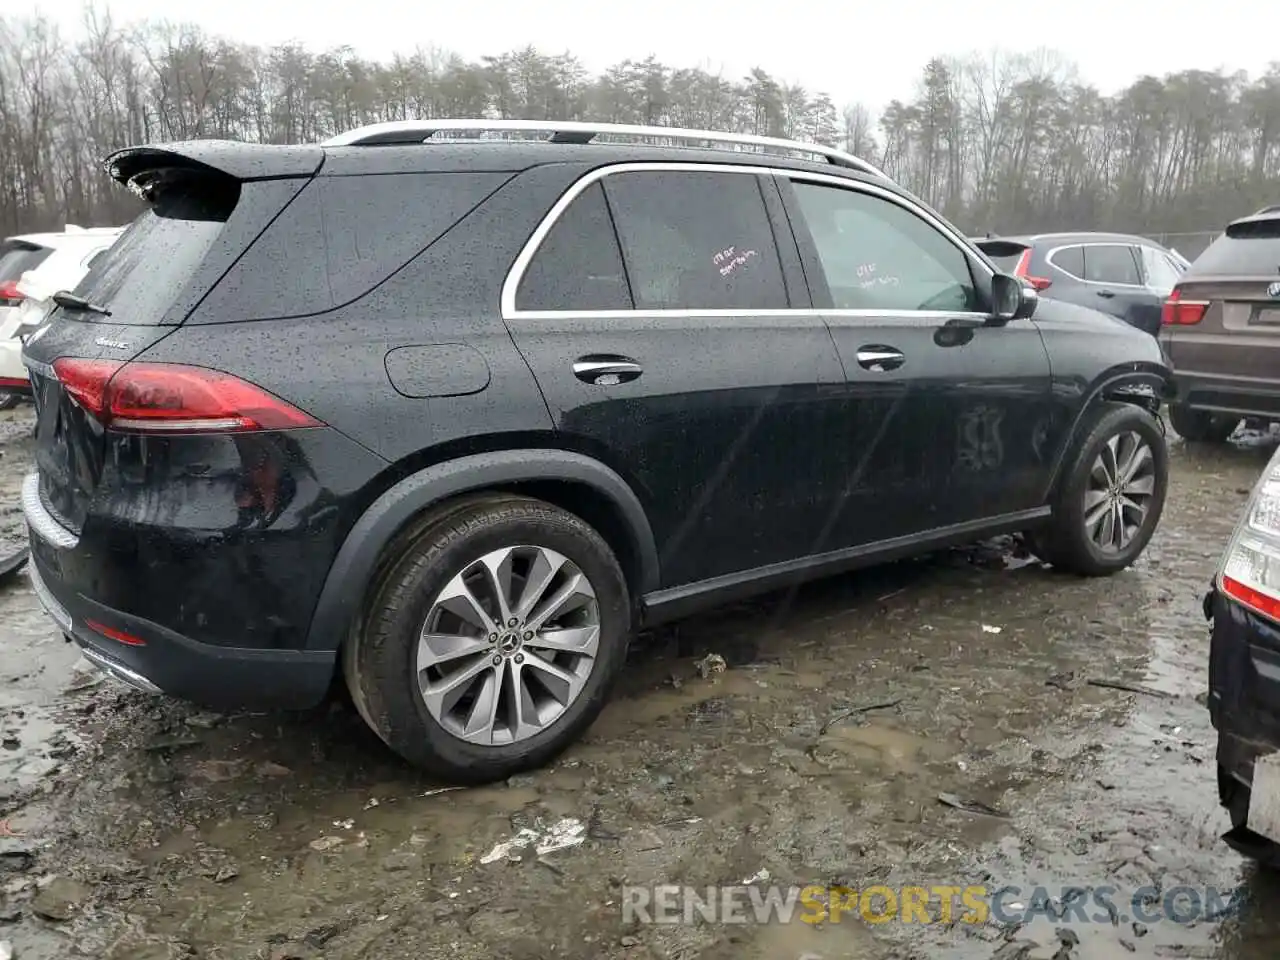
<box><xmin>1046</xmin><ymin>242</ymin><xmax>1146</xmax><ymax>289</ymax></box>
<box><xmin>501</xmin><ymin>161</ymin><xmax>992</xmax><ymax>322</ymax></box>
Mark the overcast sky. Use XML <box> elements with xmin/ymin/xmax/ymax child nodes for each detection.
<box><xmin>33</xmin><ymin>0</ymin><xmax>1280</xmax><ymax>114</ymax></box>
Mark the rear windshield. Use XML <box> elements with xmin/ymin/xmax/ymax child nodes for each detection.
<box><xmin>985</xmin><ymin>252</ymin><xmax>1024</xmax><ymax>272</ymax></box>
<box><xmin>974</xmin><ymin>241</ymin><xmax>1028</xmax><ymax>274</ymax></box>
<box><xmin>0</xmin><ymin>241</ymin><xmax>52</xmax><ymax>282</ymax></box>
<box><xmin>69</xmin><ymin>174</ymin><xmax>237</xmax><ymax>324</ymax></box>
<box><xmin>1190</xmin><ymin>217</ymin><xmax>1280</xmax><ymax>277</ymax></box>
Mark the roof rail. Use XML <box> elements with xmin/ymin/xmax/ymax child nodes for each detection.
<box><xmin>321</xmin><ymin>119</ymin><xmax>890</xmax><ymax>180</ymax></box>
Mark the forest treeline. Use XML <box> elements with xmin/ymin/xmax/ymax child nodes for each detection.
<box><xmin>2</xmin><ymin>8</ymin><xmax>1279</xmax><ymax>244</ymax></box>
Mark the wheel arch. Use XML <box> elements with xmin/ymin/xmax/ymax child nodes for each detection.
<box><xmin>304</xmin><ymin>449</ymin><xmax>660</xmax><ymax>653</ymax></box>
<box><xmin>1043</xmin><ymin>361</ymin><xmax>1172</xmax><ymax>501</ymax></box>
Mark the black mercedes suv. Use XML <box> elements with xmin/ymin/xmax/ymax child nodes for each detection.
<box><xmin>21</xmin><ymin>120</ymin><xmax>1173</xmax><ymax>782</ymax></box>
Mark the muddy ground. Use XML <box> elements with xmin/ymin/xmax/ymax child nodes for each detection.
<box><xmin>2</xmin><ymin>402</ymin><xmax>1279</xmax><ymax>959</ymax></box>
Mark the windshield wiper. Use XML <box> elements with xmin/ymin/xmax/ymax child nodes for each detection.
<box><xmin>51</xmin><ymin>290</ymin><xmax>112</xmax><ymax>317</ymax></box>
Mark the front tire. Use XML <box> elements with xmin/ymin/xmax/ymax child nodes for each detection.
<box><xmin>347</xmin><ymin>495</ymin><xmax>631</xmax><ymax>783</ymax></box>
<box><xmin>1168</xmin><ymin>403</ymin><xmax>1238</xmax><ymax>443</ymax></box>
<box><xmin>1030</xmin><ymin>402</ymin><xmax>1168</xmax><ymax>576</ymax></box>
<box><xmin>0</xmin><ymin>392</ymin><xmax>20</xmax><ymax>412</ymax></box>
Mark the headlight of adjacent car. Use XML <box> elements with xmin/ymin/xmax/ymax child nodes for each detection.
<box><xmin>1220</xmin><ymin>445</ymin><xmax>1280</xmax><ymax>621</ymax></box>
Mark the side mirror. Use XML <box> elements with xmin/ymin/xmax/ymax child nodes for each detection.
<box><xmin>990</xmin><ymin>272</ymin><xmax>1038</xmax><ymax>323</ymax></box>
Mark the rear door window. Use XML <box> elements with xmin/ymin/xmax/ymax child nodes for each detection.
<box><xmin>602</xmin><ymin>171</ymin><xmax>788</xmax><ymax>310</ymax></box>
<box><xmin>516</xmin><ymin>182</ymin><xmax>632</xmax><ymax>311</ymax></box>
<box><xmin>1083</xmin><ymin>245</ymin><xmax>1141</xmax><ymax>285</ymax></box>
<box><xmin>789</xmin><ymin>180</ymin><xmax>978</xmax><ymax>312</ymax></box>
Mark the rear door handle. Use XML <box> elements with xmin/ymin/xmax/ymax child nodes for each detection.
<box><xmin>573</xmin><ymin>356</ymin><xmax>642</xmax><ymax>385</ymax></box>
<box><xmin>855</xmin><ymin>346</ymin><xmax>905</xmax><ymax>372</ymax></box>
<box><xmin>1097</xmin><ymin>289</ymin><xmax>1116</xmax><ymax>299</ymax></box>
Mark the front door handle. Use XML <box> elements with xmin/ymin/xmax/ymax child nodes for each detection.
<box><xmin>855</xmin><ymin>346</ymin><xmax>905</xmax><ymax>372</ymax></box>
<box><xmin>573</xmin><ymin>356</ymin><xmax>642</xmax><ymax>385</ymax></box>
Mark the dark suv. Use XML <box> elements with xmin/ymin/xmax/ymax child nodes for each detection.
<box><xmin>974</xmin><ymin>232</ymin><xmax>1187</xmax><ymax>337</ymax></box>
<box><xmin>21</xmin><ymin>120</ymin><xmax>1173</xmax><ymax>782</ymax></box>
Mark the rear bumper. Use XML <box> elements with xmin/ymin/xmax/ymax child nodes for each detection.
<box><xmin>0</xmin><ymin>339</ymin><xmax>30</xmax><ymax>394</ymax></box>
<box><xmin>1208</xmin><ymin>586</ymin><xmax>1280</xmax><ymax>792</ymax></box>
<box><xmin>22</xmin><ymin>474</ymin><xmax>337</xmax><ymax>711</ymax></box>
<box><xmin>1166</xmin><ymin>370</ymin><xmax>1280</xmax><ymax>420</ymax></box>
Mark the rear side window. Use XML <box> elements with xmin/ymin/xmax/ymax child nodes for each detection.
<box><xmin>516</xmin><ymin>182</ymin><xmax>632</xmax><ymax>311</ymax></box>
<box><xmin>603</xmin><ymin>171</ymin><xmax>788</xmax><ymax>310</ymax></box>
<box><xmin>1192</xmin><ymin>219</ymin><xmax>1280</xmax><ymax>276</ymax></box>
<box><xmin>0</xmin><ymin>242</ymin><xmax>52</xmax><ymax>282</ymax></box>
<box><xmin>1083</xmin><ymin>245</ymin><xmax>1141</xmax><ymax>285</ymax></box>
<box><xmin>195</xmin><ymin>172</ymin><xmax>512</xmax><ymax>322</ymax></box>
<box><xmin>1048</xmin><ymin>245</ymin><xmax>1084</xmax><ymax>278</ymax></box>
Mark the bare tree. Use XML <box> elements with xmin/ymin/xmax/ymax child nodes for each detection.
<box><xmin>1</xmin><ymin>8</ymin><xmax>1279</xmax><ymax>245</ymax></box>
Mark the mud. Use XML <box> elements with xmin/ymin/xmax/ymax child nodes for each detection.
<box><xmin>1</xmin><ymin>403</ymin><xmax>1278</xmax><ymax>959</ymax></box>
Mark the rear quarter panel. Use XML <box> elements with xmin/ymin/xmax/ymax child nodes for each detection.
<box><xmin>140</xmin><ymin>164</ymin><xmax>585</xmax><ymax>466</ymax></box>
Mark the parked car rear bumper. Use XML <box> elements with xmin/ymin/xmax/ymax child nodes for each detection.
<box><xmin>26</xmin><ymin>553</ymin><xmax>337</xmax><ymax>710</ymax></box>
<box><xmin>1209</xmin><ymin>585</ymin><xmax>1280</xmax><ymax>792</ymax></box>
<box><xmin>1167</xmin><ymin>371</ymin><xmax>1280</xmax><ymax>420</ymax></box>
<box><xmin>0</xmin><ymin>339</ymin><xmax>31</xmax><ymax>393</ymax></box>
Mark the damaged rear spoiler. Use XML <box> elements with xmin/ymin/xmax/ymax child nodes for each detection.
<box><xmin>103</xmin><ymin>141</ymin><xmax>325</xmax><ymax>187</ymax></box>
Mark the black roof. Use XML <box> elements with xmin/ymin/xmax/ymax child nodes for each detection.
<box><xmin>105</xmin><ymin>138</ymin><xmax>888</xmax><ymax>188</ymax></box>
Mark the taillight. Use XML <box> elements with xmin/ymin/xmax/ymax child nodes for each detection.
<box><xmin>1221</xmin><ymin>446</ymin><xmax>1280</xmax><ymax>623</ymax></box>
<box><xmin>0</xmin><ymin>280</ymin><xmax>23</xmax><ymax>305</ymax></box>
<box><xmin>51</xmin><ymin>358</ymin><xmax>323</xmax><ymax>434</ymax></box>
<box><xmin>1161</xmin><ymin>287</ymin><xmax>1209</xmax><ymax>326</ymax></box>
<box><xmin>1012</xmin><ymin>249</ymin><xmax>1052</xmax><ymax>292</ymax></box>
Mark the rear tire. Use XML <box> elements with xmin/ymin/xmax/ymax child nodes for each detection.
<box><xmin>1029</xmin><ymin>402</ymin><xmax>1168</xmax><ymax>576</ymax></box>
<box><xmin>1168</xmin><ymin>403</ymin><xmax>1238</xmax><ymax>443</ymax></box>
<box><xmin>346</xmin><ymin>494</ymin><xmax>630</xmax><ymax>783</ymax></box>
<box><xmin>0</xmin><ymin>392</ymin><xmax>20</xmax><ymax>412</ymax></box>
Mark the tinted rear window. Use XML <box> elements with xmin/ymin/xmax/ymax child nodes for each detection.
<box><xmin>1191</xmin><ymin>220</ymin><xmax>1280</xmax><ymax>276</ymax></box>
<box><xmin>0</xmin><ymin>242</ymin><xmax>52</xmax><ymax>282</ymax></box>
<box><xmin>71</xmin><ymin>174</ymin><xmax>239</xmax><ymax>325</ymax></box>
<box><xmin>985</xmin><ymin>252</ymin><xmax>1023</xmax><ymax>272</ymax></box>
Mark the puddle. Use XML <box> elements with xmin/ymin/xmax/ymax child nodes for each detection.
<box><xmin>2</xmin><ymin>409</ymin><xmax>1279</xmax><ymax>958</ymax></box>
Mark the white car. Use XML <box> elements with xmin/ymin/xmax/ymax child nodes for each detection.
<box><xmin>0</xmin><ymin>226</ymin><xmax>125</xmax><ymax>409</ymax></box>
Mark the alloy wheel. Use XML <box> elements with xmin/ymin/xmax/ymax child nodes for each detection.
<box><xmin>1084</xmin><ymin>431</ymin><xmax>1157</xmax><ymax>553</ymax></box>
<box><xmin>416</xmin><ymin>545</ymin><xmax>600</xmax><ymax>745</ymax></box>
